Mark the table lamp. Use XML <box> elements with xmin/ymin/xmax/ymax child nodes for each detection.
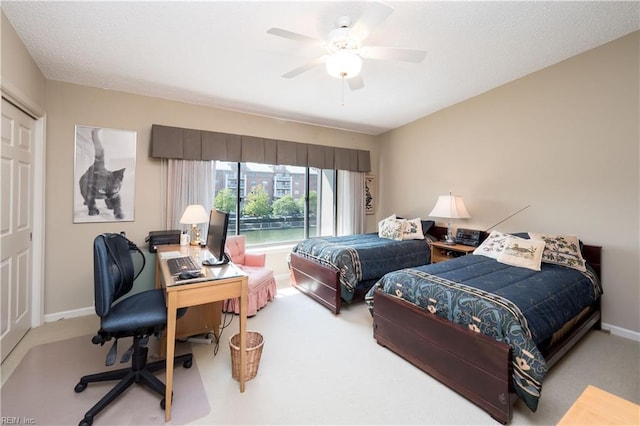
<box><xmin>429</xmin><ymin>193</ymin><xmax>471</xmax><ymax>245</ymax></box>
<box><xmin>179</xmin><ymin>204</ymin><xmax>209</xmax><ymax>246</ymax></box>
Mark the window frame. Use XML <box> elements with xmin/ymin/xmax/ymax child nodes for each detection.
<box><xmin>217</xmin><ymin>161</ymin><xmax>338</xmax><ymax>247</ymax></box>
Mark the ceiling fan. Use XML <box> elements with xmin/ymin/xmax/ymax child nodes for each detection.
<box><xmin>266</xmin><ymin>2</ymin><xmax>427</xmax><ymax>91</ymax></box>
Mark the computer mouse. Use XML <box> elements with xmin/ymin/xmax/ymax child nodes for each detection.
<box><xmin>178</xmin><ymin>271</ymin><xmax>201</xmax><ymax>280</ymax></box>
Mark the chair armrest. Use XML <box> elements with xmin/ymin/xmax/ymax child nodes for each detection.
<box><xmin>244</xmin><ymin>253</ymin><xmax>266</xmax><ymax>267</ymax></box>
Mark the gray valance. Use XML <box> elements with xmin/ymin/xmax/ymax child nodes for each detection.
<box><xmin>150</xmin><ymin>124</ymin><xmax>370</xmax><ymax>172</ymax></box>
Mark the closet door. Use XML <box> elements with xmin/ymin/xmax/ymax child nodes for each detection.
<box><xmin>1</xmin><ymin>98</ymin><xmax>35</xmax><ymax>362</ymax></box>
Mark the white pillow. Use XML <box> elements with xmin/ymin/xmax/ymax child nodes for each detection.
<box><xmin>473</xmin><ymin>230</ymin><xmax>512</xmax><ymax>259</ymax></box>
<box><xmin>401</xmin><ymin>217</ymin><xmax>425</xmax><ymax>240</ymax></box>
<box><xmin>528</xmin><ymin>233</ymin><xmax>587</xmax><ymax>272</ymax></box>
<box><xmin>378</xmin><ymin>214</ymin><xmax>405</xmax><ymax>240</ymax></box>
<box><xmin>497</xmin><ymin>236</ymin><xmax>545</xmax><ymax>271</ymax></box>
<box><xmin>378</xmin><ymin>214</ymin><xmax>395</xmax><ymax>231</ymax></box>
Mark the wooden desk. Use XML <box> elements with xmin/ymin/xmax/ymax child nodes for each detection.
<box><xmin>557</xmin><ymin>385</ymin><xmax>640</xmax><ymax>425</ymax></box>
<box><xmin>156</xmin><ymin>245</ymin><xmax>248</xmax><ymax>422</ymax></box>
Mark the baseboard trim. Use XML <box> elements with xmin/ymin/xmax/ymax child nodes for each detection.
<box><xmin>43</xmin><ymin>306</ymin><xmax>640</xmax><ymax>343</ymax></box>
<box><xmin>44</xmin><ymin>306</ymin><xmax>94</xmax><ymax>323</ymax></box>
<box><xmin>601</xmin><ymin>322</ymin><xmax>640</xmax><ymax>342</ymax></box>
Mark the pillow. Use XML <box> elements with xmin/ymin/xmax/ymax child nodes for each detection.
<box><xmin>402</xmin><ymin>218</ymin><xmax>425</xmax><ymax>240</ymax></box>
<box><xmin>378</xmin><ymin>213</ymin><xmax>395</xmax><ymax>227</ymax></box>
<box><xmin>497</xmin><ymin>236</ymin><xmax>545</xmax><ymax>271</ymax></box>
<box><xmin>472</xmin><ymin>230</ymin><xmax>512</xmax><ymax>259</ymax></box>
<box><xmin>378</xmin><ymin>214</ymin><xmax>405</xmax><ymax>240</ymax></box>
<box><xmin>528</xmin><ymin>232</ymin><xmax>587</xmax><ymax>272</ymax></box>
<box><xmin>421</xmin><ymin>220</ymin><xmax>435</xmax><ymax>236</ymax></box>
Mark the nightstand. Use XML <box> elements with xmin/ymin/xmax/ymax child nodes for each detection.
<box><xmin>430</xmin><ymin>241</ymin><xmax>476</xmax><ymax>263</ymax></box>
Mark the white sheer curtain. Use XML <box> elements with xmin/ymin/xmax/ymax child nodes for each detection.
<box><xmin>164</xmin><ymin>159</ymin><xmax>216</xmax><ymax>236</ymax></box>
<box><xmin>337</xmin><ymin>170</ymin><xmax>365</xmax><ymax>236</ymax></box>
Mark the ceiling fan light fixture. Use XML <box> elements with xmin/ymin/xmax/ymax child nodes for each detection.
<box><xmin>326</xmin><ymin>50</ymin><xmax>362</xmax><ymax>79</ymax></box>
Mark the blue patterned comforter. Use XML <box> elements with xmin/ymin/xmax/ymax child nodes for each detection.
<box><xmin>291</xmin><ymin>233</ymin><xmax>430</xmax><ymax>302</ymax></box>
<box><xmin>365</xmin><ymin>254</ymin><xmax>601</xmax><ymax>412</ymax></box>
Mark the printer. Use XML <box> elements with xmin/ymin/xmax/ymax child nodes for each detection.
<box><xmin>145</xmin><ymin>230</ymin><xmax>181</xmax><ymax>252</ymax></box>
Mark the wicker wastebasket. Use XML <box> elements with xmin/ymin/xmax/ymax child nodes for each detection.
<box><xmin>229</xmin><ymin>331</ymin><xmax>264</xmax><ymax>381</ymax></box>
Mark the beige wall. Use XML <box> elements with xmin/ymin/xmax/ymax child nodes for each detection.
<box><xmin>1</xmin><ymin>12</ymin><xmax>45</xmax><ymax>113</ymax></box>
<box><xmin>2</xmin><ymin>12</ymin><xmax>378</xmax><ymax>318</ymax></box>
<box><xmin>3</xmin><ymin>10</ymin><xmax>638</xmax><ymax>335</ymax></box>
<box><xmin>43</xmin><ymin>81</ymin><xmax>378</xmax><ymax>316</ymax></box>
<box><xmin>378</xmin><ymin>32</ymin><xmax>640</xmax><ymax>334</ymax></box>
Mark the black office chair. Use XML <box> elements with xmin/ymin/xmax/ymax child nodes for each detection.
<box><xmin>74</xmin><ymin>233</ymin><xmax>192</xmax><ymax>426</ymax></box>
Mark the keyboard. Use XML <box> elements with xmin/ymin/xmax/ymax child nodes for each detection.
<box><xmin>166</xmin><ymin>256</ymin><xmax>200</xmax><ymax>276</ymax></box>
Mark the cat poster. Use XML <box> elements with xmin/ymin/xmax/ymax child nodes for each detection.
<box><xmin>74</xmin><ymin>125</ymin><xmax>136</xmax><ymax>223</ymax></box>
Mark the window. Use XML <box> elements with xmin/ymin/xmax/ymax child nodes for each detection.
<box><xmin>212</xmin><ymin>161</ymin><xmax>337</xmax><ymax>246</ymax></box>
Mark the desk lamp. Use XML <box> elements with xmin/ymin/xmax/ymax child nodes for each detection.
<box><xmin>179</xmin><ymin>204</ymin><xmax>209</xmax><ymax>246</ymax></box>
<box><xmin>429</xmin><ymin>193</ymin><xmax>471</xmax><ymax>245</ymax></box>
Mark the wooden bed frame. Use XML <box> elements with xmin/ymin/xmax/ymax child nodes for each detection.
<box><xmin>289</xmin><ymin>226</ymin><xmax>454</xmax><ymax>314</ymax></box>
<box><xmin>289</xmin><ymin>251</ymin><xmax>342</xmax><ymax>314</ymax></box>
<box><xmin>372</xmin><ymin>243</ymin><xmax>602</xmax><ymax>424</ymax></box>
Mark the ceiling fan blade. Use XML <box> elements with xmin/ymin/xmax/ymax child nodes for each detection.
<box><xmin>361</xmin><ymin>46</ymin><xmax>427</xmax><ymax>63</ymax></box>
<box><xmin>350</xmin><ymin>1</ymin><xmax>394</xmax><ymax>41</ymax></box>
<box><xmin>266</xmin><ymin>27</ymin><xmax>322</xmax><ymax>45</ymax></box>
<box><xmin>347</xmin><ymin>75</ymin><xmax>365</xmax><ymax>91</ymax></box>
<box><xmin>281</xmin><ymin>56</ymin><xmax>327</xmax><ymax>79</ymax></box>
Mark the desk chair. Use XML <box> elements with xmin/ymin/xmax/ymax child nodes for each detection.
<box><xmin>75</xmin><ymin>233</ymin><xmax>192</xmax><ymax>426</ymax></box>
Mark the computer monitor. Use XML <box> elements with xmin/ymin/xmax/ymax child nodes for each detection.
<box><xmin>204</xmin><ymin>209</ymin><xmax>230</xmax><ymax>266</ymax></box>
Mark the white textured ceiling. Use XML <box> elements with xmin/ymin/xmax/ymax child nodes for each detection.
<box><xmin>3</xmin><ymin>1</ymin><xmax>639</xmax><ymax>135</ymax></box>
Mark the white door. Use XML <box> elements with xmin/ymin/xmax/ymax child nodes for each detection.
<box><xmin>1</xmin><ymin>98</ymin><xmax>35</xmax><ymax>362</ymax></box>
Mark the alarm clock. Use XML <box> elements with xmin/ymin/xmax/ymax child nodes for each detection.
<box><xmin>455</xmin><ymin>228</ymin><xmax>482</xmax><ymax>247</ymax></box>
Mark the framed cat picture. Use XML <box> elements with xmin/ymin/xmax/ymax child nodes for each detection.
<box><xmin>74</xmin><ymin>125</ymin><xmax>136</xmax><ymax>223</ymax></box>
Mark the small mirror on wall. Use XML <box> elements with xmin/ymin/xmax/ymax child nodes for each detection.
<box><xmin>73</xmin><ymin>125</ymin><xmax>137</xmax><ymax>223</ymax></box>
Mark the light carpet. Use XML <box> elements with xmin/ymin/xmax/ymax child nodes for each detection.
<box><xmin>188</xmin><ymin>288</ymin><xmax>640</xmax><ymax>425</ymax></box>
<box><xmin>0</xmin><ymin>335</ymin><xmax>208</xmax><ymax>425</ymax></box>
<box><xmin>2</xmin><ymin>288</ymin><xmax>639</xmax><ymax>425</ymax></box>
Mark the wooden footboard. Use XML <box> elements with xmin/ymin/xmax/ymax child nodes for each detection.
<box><xmin>373</xmin><ymin>290</ymin><xmax>515</xmax><ymax>424</ymax></box>
<box><xmin>289</xmin><ymin>252</ymin><xmax>341</xmax><ymax>314</ymax></box>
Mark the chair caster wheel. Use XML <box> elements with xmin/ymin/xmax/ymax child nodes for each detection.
<box><xmin>74</xmin><ymin>382</ymin><xmax>87</xmax><ymax>393</ymax></box>
<box><xmin>183</xmin><ymin>359</ymin><xmax>193</xmax><ymax>369</ymax></box>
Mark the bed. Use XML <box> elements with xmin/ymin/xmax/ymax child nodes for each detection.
<box><xmin>366</xmin><ymin>232</ymin><xmax>602</xmax><ymax>424</ymax></box>
<box><xmin>289</xmin><ymin>219</ymin><xmax>439</xmax><ymax>314</ymax></box>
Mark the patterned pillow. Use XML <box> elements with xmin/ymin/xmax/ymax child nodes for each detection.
<box><xmin>378</xmin><ymin>214</ymin><xmax>395</xmax><ymax>230</ymax></box>
<box><xmin>378</xmin><ymin>214</ymin><xmax>404</xmax><ymax>240</ymax></box>
<box><xmin>402</xmin><ymin>218</ymin><xmax>425</xmax><ymax>240</ymax></box>
<box><xmin>497</xmin><ymin>236</ymin><xmax>546</xmax><ymax>271</ymax></box>
<box><xmin>472</xmin><ymin>230</ymin><xmax>513</xmax><ymax>259</ymax></box>
<box><xmin>528</xmin><ymin>233</ymin><xmax>587</xmax><ymax>272</ymax></box>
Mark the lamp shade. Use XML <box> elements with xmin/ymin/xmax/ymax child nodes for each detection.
<box><xmin>326</xmin><ymin>50</ymin><xmax>362</xmax><ymax>79</ymax></box>
<box><xmin>429</xmin><ymin>195</ymin><xmax>471</xmax><ymax>219</ymax></box>
<box><xmin>179</xmin><ymin>204</ymin><xmax>209</xmax><ymax>225</ymax></box>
